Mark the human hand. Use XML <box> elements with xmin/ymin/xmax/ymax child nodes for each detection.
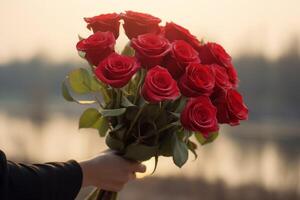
<box><xmin>79</xmin><ymin>150</ymin><xmax>146</xmax><ymax>191</ymax></box>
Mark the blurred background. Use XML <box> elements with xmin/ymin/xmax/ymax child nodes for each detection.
<box><xmin>0</xmin><ymin>0</ymin><xmax>299</xmax><ymax>199</ymax></box>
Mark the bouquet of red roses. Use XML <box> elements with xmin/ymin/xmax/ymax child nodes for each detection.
<box><xmin>62</xmin><ymin>11</ymin><xmax>248</xmax><ymax>200</ymax></box>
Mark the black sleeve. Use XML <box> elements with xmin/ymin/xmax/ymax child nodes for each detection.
<box><xmin>0</xmin><ymin>150</ymin><xmax>83</xmax><ymax>200</ymax></box>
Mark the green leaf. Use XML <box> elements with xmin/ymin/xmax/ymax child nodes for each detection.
<box><xmin>90</xmin><ymin>76</ymin><xmax>111</xmax><ymax>104</ymax></box>
<box><xmin>78</xmin><ymin>34</ymin><xmax>85</xmax><ymax>41</ymax></box>
<box><xmin>159</xmin><ymin>132</ymin><xmax>173</xmax><ymax>157</ymax></box>
<box><xmin>177</xmin><ymin>129</ymin><xmax>186</xmax><ymax>140</ymax></box>
<box><xmin>110</xmin><ymin>124</ymin><xmax>127</xmax><ymax>140</ymax></box>
<box><xmin>172</xmin><ymin>121</ymin><xmax>182</xmax><ymax>126</ymax></box>
<box><xmin>142</xmin><ymin>103</ymin><xmax>160</xmax><ymax>120</ymax></box>
<box><xmin>68</xmin><ymin>68</ymin><xmax>91</xmax><ymax>94</ymax></box>
<box><xmin>125</xmin><ymin>106</ymin><xmax>139</xmax><ymax>121</ymax></box>
<box><xmin>200</xmin><ymin>38</ymin><xmax>205</xmax><ymax>45</ymax></box>
<box><xmin>106</xmin><ymin>133</ymin><xmax>125</xmax><ymax>151</ymax></box>
<box><xmin>121</xmin><ymin>95</ymin><xmax>135</xmax><ymax>107</ymax></box>
<box><xmin>175</xmin><ymin>97</ymin><xmax>187</xmax><ymax>113</ymax></box>
<box><xmin>78</xmin><ymin>51</ymin><xmax>86</xmax><ymax>59</ymax></box>
<box><xmin>111</xmin><ymin>123</ymin><xmax>125</xmax><ymax>132</ymax></box>
<box><xmin>195</xmin><ymin>131</ymin><xmax>219</xmax><ymax>145</ymax></box>
<box><xmin>136</xmin><ymin>118</ymin><xmax>157</xmax><ymax>142</ymax></box>
<box><xmin>172</xmin><ymin>132</ymin><xmax>189</xmax><ymax>168</ymax></box>
<box><xmin>121</xmin><ymin>43</ymin><xmax>135</xmax><ymax>56</ymax></box>
<box><xmin>61</xmin><ymin>81</ymin><xmax>74</xmax><ymax>102</ymax></box>
<box><xmin>99</xmin><ymin>107</ymin><xmax>126</xmax><ymax>117</ymax></box>
<box><xmin>79</xmin><ymin>108</ymin><xmax>101</xmax><ymax>129</ymax></box>
<box><xmin>124</xmin><ymin>143</ymin><xmax>158</xmax><ymax>161</ymax></box>
<box><xmin>92</xmin><ymin>116</ymin><xmax>109</xmax><ymax>137</ymax></box>
<box><xmin>90</xmin><ymin>76</ymin><xmax>103</xmax><ymax>92</ymax></box>
<box><xmin>194</xmin><ymin>133</ymin><xmax>206</xmax><ymax>144</ymax></box>
<box><xmin>127</xmin><ymin>73</ymin><xmax>140</xmax><ymax>96</ymax></box>
<box><xmin>62</xmin><ymin>79</ymin><xmax>96</xmax><ymax>105</ymax></box>
<box><xmin>205</xmin><ymin>131</ymin><xmax>219</xmax><ymax>143</ymax></box>
<box><xmin>170</xmin><ymin>112</ymin><xmax>180</xmax><ymax>118</ymax></box>
<box><xmin>183</xmin><ymin>129</ymin><xmax>193</xmax><ymax>141</ymax></box>
<box><xmin>151</xmin><ymin>155</ymin><xmax>159</xmax><ymax>175</ymax></box>
<box><xmin>157</xmin><ymin>121</ymin><xmax>180</xmax><ymax>134</ymax></box>
<box><xmin>187</xmin><ymin>140</ymin><xmax>198</xmax><ymax>159</ymax></box>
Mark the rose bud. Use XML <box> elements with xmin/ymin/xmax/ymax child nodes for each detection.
<box><xmin>121</xmin><ymin>10</ymin><xmax>161</xmax><ymax>39</ymax></box>
<box><xmin>76</xmin><ymin>31</ymin><xmax>115</xmax><ymax>66</ymax></box>
<box><xmin>163</xmin><ymin>22</ymin><xmax>201</xmax><ymax>51</ymax></box>
<box><xmin>165</xmin><ymin>40</ymin><xmax>200</xmax><ymax>79</ymax></box>
<box><xmin>180</xmin><ymin>96</ymin><xmax>219</xmax><ymax>137</ymax></box>
<box><xmin>94</xmin><ymin>53</ymin><xmax>141</xmax><ymax>88</ymax></box>
<box><xmin>131</xmin><ymin>33</ymin><xmax>170</xmax><ymax>69</ymax></box>
<box><xmin>178</xmin><ymin>63</ymin><xmax>215</xmax><ymax>97</ymax></box>
<box><xmin>84</xmin><ymin>13</ymin><xmax>121</xmax><ymax>39</ymax></box>
<box><xmin>212</xmin><ymin>88</ymin><xmax>248</xmax><ymax>126</ymax></box>
<box><xmin>141</xmin><ymin>65</ymin><xmax>179</xmax><ymax>103</ymax></box>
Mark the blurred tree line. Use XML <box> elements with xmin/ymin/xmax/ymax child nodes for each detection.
<box><xmin>0</xmin><ymin>43</ymin><xmax>299</xmax><ymax>122</ymax></box>
<box><xmin>236</xmin><ymin>41</ymin><xmax>300</xmax><ymax>121</ymax></box>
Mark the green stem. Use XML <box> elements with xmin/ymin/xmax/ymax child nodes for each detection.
<box><xmin>115</xmin><ymin>89</ymin><xmax>122</xmax><ymax>108</ymax></box>
<box><xmin>134</xmin><ymin>69</ymin><xmax>146</xmax><ymax>105</ymax></box>
<box><xmin>84</xmin><ymin>188</ymin><xmax>99</xmax><ymax>200</ymax></box>
<box><xmin>116</xmin><ymin>89</ymin><xmax>123</xmax><ymax>124</ymax></box>
<box><xmin>124</xmin><ymin>103</ymin><xmax>147</xmax><ymax>141</ymax></box>
<box><xmin>174</xmin><ymin>96</ymin><xmax>187</xmax><ymax>113</ymax></box>
<box><xmin>93</xmin><ymin>94</ymin><xmax>104</xmax><ymax>109</ymax></box>
<box><xmin>155</xmin><ymin>101</ymin><xmax>169</xmax><ymax>121</ymax></box>
<box><xmin>94</xmin><ymin>190</ymin><xmax>118</xmax><ymax>200</ymax></box>
<box><xmin>157</xmin><ymin>123</ymin><xmax>178</xmax><ymax>134</ymax></box>
<box><xmin>111</xmin><ymin>192</ymin><xmax>118</xmax><ymax>200</ymax></box>
<box><xmin>120</xmin><ymin>87</ymin><xmax>130</xmax><ymax>96</ymax></box>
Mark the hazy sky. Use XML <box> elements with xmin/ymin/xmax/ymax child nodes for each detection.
<box><xmin>0</xmin><ymin>0</ymin><xmax>299</xmax><ymax>63</ymax></box>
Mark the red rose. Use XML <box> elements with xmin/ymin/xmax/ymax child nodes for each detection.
<box><xmin>197</xmin><ymin>42</ymin><xmax>232</xmax><ymax>68</ymax></box>
<box><xmin>131</xmin><ymin>33</ymin><xmax>170</xmax><ymax>69</ymax></box>
<box><xmin>94</xmin><ymin>53</ymin><xmax>141</xmax><ymax>88</ymax></box>
<box><xmin>227</xmin><ymin>64</ymin><xmax>239</xmax><ymax>87</ymax></box>
<box><xmin>141</xmin><ymin>65</ymin><xmax>179</xmax><ymax>103</ymax></box>
<box><xmin>198</xmin><ymin>42</ymin><xmax>239</xmax><ymax>87</ymax></box>
<box><xmin>76</xmin><ymin>32</ymin><xmax>115</xmax><ymax>66</ymax></box>
<box><xmin>180</xmin><ymin>96</ymin><xmax>219</xmax><ymax>137</ymax></box>
<box><xmin>212</xmin><ymin>88</ymin><xmax>248</xmax><ymax>125</ymax></box>
<box><xmin>212</xmin><ymin>64</ymin><xmax>232</xmax><ymax>90</ymax></box>
<box><xmin>163</xmin><ymin>22</ymin><xmax>201</xmax><ymax>51</ymax></box>
<box><xmin>121</xmin><ymin>11</ymin><xmax>161</xmax><ymax>39</ymax></box>
<box><xmin>84</xmin><ymin>13</ymin><xmax>121</xmax><ymax>39</ymax></box>
<box><xmin>179</xmin><ymin>63</ymin><xmax>215</xmax><ymax>97</ymax></box>
<box><xmin>165</xmin><ymin>40</ymin><xmax>200</xmax><ymax>79</ymax></box>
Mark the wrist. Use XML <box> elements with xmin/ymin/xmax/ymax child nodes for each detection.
<box><xmin>79</xmin><ymin>160</ymin><xmax>94</xmax><ymax>187</ymax></box>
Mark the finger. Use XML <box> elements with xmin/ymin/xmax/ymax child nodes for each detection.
<box><xmin>131</xmin><ymin>163</ymin><xmax>147</xmax><ymax>173</ymax></box>
<box><xmin>128</xmin><ymin>173</ymin><xmax>136</xmax><ymax>181</ymax></box>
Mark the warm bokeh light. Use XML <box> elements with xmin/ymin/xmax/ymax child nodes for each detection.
<box><xmin>0</xmin><ymin>0</ymin><xmax>300</xmax><ymax>63</ymax></box>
